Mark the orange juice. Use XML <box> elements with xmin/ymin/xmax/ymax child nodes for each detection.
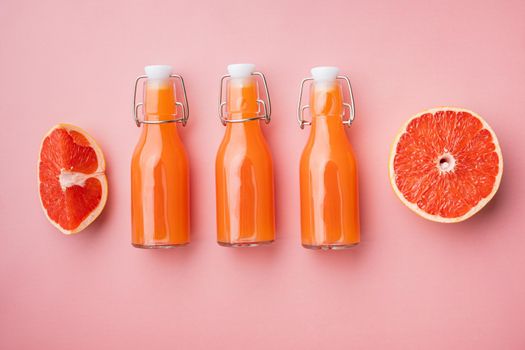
<box><xmin>216</xmin><ymin>64</ymin><xmax>275</xmax><ymax>247</ymax></box>
<box><xmin>131</xmin><ymin>65</ymin><xmax>190</xmax><ymax>248</ymax></box>
<box><xmin>299</xmin><ymin>67</ymin><xmax>360</xmax><ymax>249</ymax></box>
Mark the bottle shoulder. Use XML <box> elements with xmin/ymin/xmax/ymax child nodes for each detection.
<box><xmin>302</xmin><ymin>133</ymin><xmax>355</xmax><ymax>155</ymax></box>
<box><xmin>216</xmin><ymin>135</ymin><xmax>273</xmax><ymax>168</ymax></box>
<box><xmin>218</xmin><ymin>128</ymin><xmax>272</xmax><ymax>154</ymax></box>
<box><xmin>301</xmin><ymin>137</ymin><xmax>357</xmax><ymax>168</ymax></box>
<box><xmin>131</xmin><ymin>130</ymin><xmax>188</xmax><ymax>167</ymax></box>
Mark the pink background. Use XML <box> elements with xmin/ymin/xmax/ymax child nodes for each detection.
<box><xmin>1</xmin><ymin>0</ymin><xmax>525</xmax><ymax>348</ymax></box>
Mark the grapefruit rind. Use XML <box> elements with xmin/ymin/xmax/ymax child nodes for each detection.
<box><xmin>38</xmin><ymin>123</ymin><xmax>108</xmax><ymax>234</ymax></box>
<box><xmin>388</xmin><ymin>107</ymin><xmax>503</xmax><ymax>223</ymax></box>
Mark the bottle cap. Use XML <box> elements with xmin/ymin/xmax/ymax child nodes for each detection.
<box><xmin>227</xmin><ymin>63</ymin><xmax>255</xmax><ymax>78</ymax></box>
<box><xmin>144</xmin><ymin>65</ymin><xmax>173</xmax><ymax>80</ymax></box>
<box><xmin>311</xmin><ymin>66</ymin><xmax>339</xmax><ymax>82</ymax></box>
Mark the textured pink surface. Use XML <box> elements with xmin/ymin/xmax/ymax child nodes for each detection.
<box><xmin>1</xmin><ymin>0</ymin><xmax>525</xmax><ymax>348</ymax></box>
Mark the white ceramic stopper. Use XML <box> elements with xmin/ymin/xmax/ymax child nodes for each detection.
<box><xmin>311</xmin><ymin>66</ymin><xmax>339</xmax><ymax>82</ymax></box>
<box><xmin>227</xmin><ymin>63</ymin><xmax>255</xmax><ymax>78</ymax></box>
<box><xmin>144</xmin><ymin>65</ymin><xmax>173</xmax><ymax>80</ymax></box>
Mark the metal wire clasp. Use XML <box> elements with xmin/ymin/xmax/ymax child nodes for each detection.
<box><xmin>218</xmin><ymin>72</ymin><xmax>271</xmax><ymax>126</ymax></box>
<box><xmin>297</xmin><ymin>75</ymin><xmax>356</xmax><ymax>129</ymax></box>
<box><xmin>133</xmin><ymin>74</ymin><xmax>190</xmax><ymax>127</ymax></box>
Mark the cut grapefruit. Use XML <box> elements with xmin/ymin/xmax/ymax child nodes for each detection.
<box><xmin>38</xmin><ymin>124</ymin><xmax>108</xmax><ymax>234</ymax></box>
<box><xmin>389</xmin><ymin>107</ymin><xmax>503</xmax><ymax>223</ymax></box>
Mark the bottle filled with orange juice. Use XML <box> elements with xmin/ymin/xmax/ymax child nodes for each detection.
<box><xmin>297</xmin><ymin>66</ymin><xmax>360</xmax><ymax>250</ymax></box>
<box><xmin>131</xmin><ymin>65</ymin><xmax>190</xmax><ymax>248</ymax></box>
<box><xmin>215</xmin><ymin>64</ymin><xmax>275</xmax><ymax>247</ymax></box>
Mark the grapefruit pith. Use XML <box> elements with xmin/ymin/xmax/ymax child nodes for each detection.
<box><xmin>389</xmin><ymin>107</ymin><xmax>503</xmax><ymax>223</ymax></box>
<box><xmin>38</xmin><ymin>124</ymin><xmax>108</xmax><ymax>234</ymax></box>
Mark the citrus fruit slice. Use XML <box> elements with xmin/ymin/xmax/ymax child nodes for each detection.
<box><xmin>389</xmin><ymin>107</ymin><xmax>503</xmax><ymax>223</ymax></box>
<box><xmin>38</xmin><ymin>124</ymin><xmax>108</xmax><ymax>234</ymax></box>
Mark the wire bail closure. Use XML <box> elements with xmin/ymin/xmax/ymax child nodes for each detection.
<box><xmin>133</xmin><ymin>74</ymin><xmax>190</xmax><ymax>127</ymax></box>
<box><xmin>297</xmin><ymin>75</ymin><xmax>355</xmax><ymax>129</ymax></box>
<box><xmin>218</xmin><ymin>72</ymin><xmax>272</xmax><ymax>126</ymax></box>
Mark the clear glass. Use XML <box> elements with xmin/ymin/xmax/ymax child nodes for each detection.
<box><xmin>299</xmin><ymin>80</ymin><xmax>360</xmax><ymax>249</ymax></box>
<box><xmin>215</xmin><ymin>76</ymin><xmax>275</xmax><ymax>247</ymax></box>
<box><xmin>131</xmin><ymin>79</ymin><xmax>190</xmax><ymax>248</ymax></box>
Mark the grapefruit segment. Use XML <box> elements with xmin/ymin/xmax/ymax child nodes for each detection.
<box><xmin>389</xmin><ymin>107</ymin><xmax>503</xmax><ymax>223</ymax></box>
<box><xmin>38</xmin><ymin>124</ymin><xmax>107</xmax><ymax>234</ymax></box>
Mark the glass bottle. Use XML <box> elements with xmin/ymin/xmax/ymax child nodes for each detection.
<box><xmin>297</xmin><ymin>66</ymin><xmax>360</xmax><ymax>250</ymax></box>
<box><xmin>131</xmin><ymin>65</ymin><xmax>190</xmax><ymax>248</ymax></box>
<box><xmin>215</xmin><ymin>64</ymin><xmax>275</xmax><ymax>247</ymax></box>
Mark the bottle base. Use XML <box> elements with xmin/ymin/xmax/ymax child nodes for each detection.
<box><xmin>302</xmin><ymin>243</ymin><xmax>359</xmax><ymax>250</ymax></box>
<box><xmin>132</xmin><ymin>242</ymin><xmax>189</xmax><ymax>249</ymax></box>
<box><xmin>218</xmin><ymin>240</ymin><xmax>274</xmax><ymax>248</ymax></box>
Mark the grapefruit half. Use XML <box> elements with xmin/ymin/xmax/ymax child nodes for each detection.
<box><xmin>389</xmin><ymin>107</ymin><xmax>503</xmax><ymax>223</ymax></box>
<box><xmin>38</xmin><ymin>124</ymin><xmax>108</xmax><ymax>234</ymax></box>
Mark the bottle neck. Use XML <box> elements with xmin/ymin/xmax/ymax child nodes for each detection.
<box><xmin>309</xmin><ymin>81</ymin><xmax>346</xmax><ymax>139</ymax></box>
<box><xmin>222</xmin><ymin>75</ymin><xmax>264</xmax><ymax>136</ymax></box>
<box><xmin>144</xmin><ymin>79</ymin><xmax>177</xmax><ymax>122</ymax></box>
<box><xmin>226</xmin><ymin>76</ymin><xmax>259</xmax><ymax>119</ymax></box>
